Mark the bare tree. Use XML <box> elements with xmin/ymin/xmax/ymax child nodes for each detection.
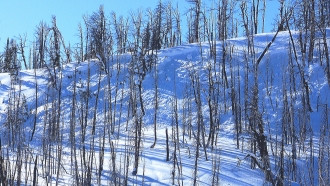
<box><xmin>17</xmin><ymin>34</ymin><xmax>28</xmax><ymax>69</ymax></box>
<box><xmin>88</xmin><ymin>5</ymin><xmax>109</xmax><ymax>73</ymax></box>
<box><xmin>186</xmin><ymin>0</ymin><xmax>201</xmax><ymax>43</ymax></box>
<box><xmin>35</xmin><ymin>21</ymin><xmax>48</xmax><ymax>69</ymax></box>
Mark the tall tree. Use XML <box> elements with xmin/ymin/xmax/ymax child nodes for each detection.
<box><xmin>35</xmin><ymin>21</ymin><xmax>49</xmax><ymax>69</ymax></box>
<box><xmin>3</xmin><ymin>38</ymin><xmax>19</xmax><ymax>74</ymax></box>
<box><xmin>17</xmin><ymin>34</ymin><xmax>28</xmax><ymax>70</ymax></box>
<box><xmin>187</xmin><ymin>0</ymin><xmax>201</xmax><ymax>43</ymax></box>
<box><xmin>88</xmin><ymin>5</ymin><xmax>109</xmax><ymax>73</ymax></box>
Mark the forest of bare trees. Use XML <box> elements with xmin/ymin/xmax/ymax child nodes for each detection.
<box><xmin>0</xmin><ymin>0</ymin><xmax>330</xmax><ymax>185</ymax></box>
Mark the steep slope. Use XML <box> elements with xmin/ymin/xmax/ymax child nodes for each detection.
<box><xmin>0</xmin><ymin>30</ymin><xmax>329</xmax><ymax>185</ymax></box>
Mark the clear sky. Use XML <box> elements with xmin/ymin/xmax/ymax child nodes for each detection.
<box><xmin>0</xmin><ymin>0</ymin><xmax>171</xmax><ymax>48</ymax></box>
<box><xmin>0</xmin><ymin>0</ymin><xmax>279</xmax><ymax>50</ymax></box>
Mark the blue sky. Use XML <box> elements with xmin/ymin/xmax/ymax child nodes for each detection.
<box><xmin>0</xmin><ymin>0</ymin><xmax>279</xmax><ymax>50</ymax></box>
<box><xmin>0</xmin><ymin>0</ymin><xmax>170</xmax><ymax>48</ymax></box>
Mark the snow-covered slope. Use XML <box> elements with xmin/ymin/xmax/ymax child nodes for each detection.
<box><xmin>0</xmin><ymin>30</ymin><xmax>329</xmax><ymax>185</ymax></box>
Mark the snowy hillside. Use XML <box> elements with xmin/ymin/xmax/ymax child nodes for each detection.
<box><xmin>0</xmin><ymin>30</ymin><xmax>330</xmax><ymax>185</ymax></box>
